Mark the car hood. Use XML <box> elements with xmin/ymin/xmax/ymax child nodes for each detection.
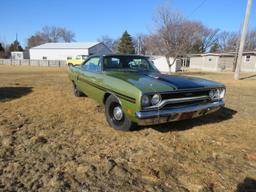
<box><xmin>104</xmin><ymin>71</ymin><xmax>224</xmax><ymax>93</ymax></box>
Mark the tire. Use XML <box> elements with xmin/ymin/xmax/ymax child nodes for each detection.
<box><xmin>105</xmin><ymin>95</ymin><xmax>135</xmax><ymax>131</ymax></box>
<box><xmin>72</xmin><ymin>82</ymin><xmax>84</xmax><ymax>97</ymax></box>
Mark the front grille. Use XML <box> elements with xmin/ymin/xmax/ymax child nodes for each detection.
<box><xmin>142</xmin><ymin>89</ymin><xmax>213</xmax><ymax>111</ymax></box>
<box><xmin>163</xmin><ymin>99</ymin><xmax>210</xmax><ymax>109</ymax></box>
<box><xmin>160</xmin><ymin>89</ymin><xmax>210</xmax><ymax>109</ymax></box>
<box><xmin>161</xmin><ymin>89</ymin><xmax>210</xmax><ymax>100</ymax></box>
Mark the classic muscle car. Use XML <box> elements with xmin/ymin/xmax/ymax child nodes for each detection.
<box><xmin>68</xmin><ymin>54</ymin><xmax>225</xmax><ymax>131</ymax></box>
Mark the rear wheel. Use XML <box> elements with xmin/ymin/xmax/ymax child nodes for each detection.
<box><xmin>105</xmin><ymin>95</ymin><xmax>134</xmax><ymax>131</ymax></box>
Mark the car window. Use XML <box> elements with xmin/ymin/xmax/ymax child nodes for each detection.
<box><xmin>128</xmin><ymin>59</ymin><xmax>149</xmax><ymax>70</ymax></box>
<box><xmin>103</xmin><ymin>56</ymin><xmax>158</xmax><ymax>72</ymax></box>
<box><xmin>76</xmin><ymin>56</ymin><xmax>81</xmax><ymax>60</ymax></box>
<box><xmin>82</xmin><ymin>57</ymin><xmax>101</xmax><ymax>72</ymax></box>
<box><xmin>103</xmin><ymin>57</ymin><xmax>121</xmax><ymax>69</ymax></box>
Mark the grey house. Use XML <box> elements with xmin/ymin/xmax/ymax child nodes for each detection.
<box><xmin>190</xmin><ymin>52</ymin><xmax>256</xmax><ymax>72</ymax></box>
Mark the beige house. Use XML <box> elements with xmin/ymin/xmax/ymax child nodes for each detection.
<box><xmin>242</xmin><ymin>52</ymin><xmax>256</xmax><ymax>72</ymax></box>
<box><xmin>189</xmin><ymin>52</ymin><xmax>256</xmax><ymax>72</ymax></box>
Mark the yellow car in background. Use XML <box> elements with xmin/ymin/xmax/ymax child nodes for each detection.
<box><xmin>67</xmin><ymin>55</ymin><xmax>87</xmax><ymax>66</ymax></box>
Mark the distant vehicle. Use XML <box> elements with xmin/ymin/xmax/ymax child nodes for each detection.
<box><xmin>68</xmin><ymin>54</ymin><xmax>225</xmax><ymax>131</ymax></box>
<box><xmin>67</xmin><ymin>55</ymin><xmax>87</xmax><ymax>66</ymax></box>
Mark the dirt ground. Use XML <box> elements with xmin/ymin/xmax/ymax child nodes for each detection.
<box><xmin>0</xmin><ymin>65</ymin><xmax>256</xmax><ymax>192</ymax></box>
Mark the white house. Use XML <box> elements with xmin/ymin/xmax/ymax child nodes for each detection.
<box><xmin>11</xmin><ymin>51</ymin><xmax>24</xmax><ymax>60</ymax></box>
<box><xmin>151</xmin><ymin>56</ymin><xmax>182</xmax><ymax>73</ymax></box>
<box><xmin>189</xmin><ymin>52</ymin><xmax>256</xmax><ymax>72</ymax></box>
<box><xmin>29</xmin><ymin>42</ymin><xmax>112</xmax><ymax>60</ymax></box>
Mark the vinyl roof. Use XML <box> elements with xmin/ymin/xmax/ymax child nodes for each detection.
<box><xmin>31</xmin><ymin>42</ymin><xmax>100</xmax><ymax>49</ymax></box>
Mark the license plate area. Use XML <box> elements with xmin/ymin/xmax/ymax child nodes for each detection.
<box><xmin>179</xmin><ymin>112</ymin><xmax>194</xmax><ymax>120</ymax></box>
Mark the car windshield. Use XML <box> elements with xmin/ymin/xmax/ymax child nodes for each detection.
<box><xmin>103</xmin><ymin>55</ymin><xmax>159</xmax><ymax>72</ymax></box>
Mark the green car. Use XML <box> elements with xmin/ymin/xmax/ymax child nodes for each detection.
<box><xmin>68</xmin><ymin>54</ymin><xmax>225</xmax><ymax>131</ymax></box>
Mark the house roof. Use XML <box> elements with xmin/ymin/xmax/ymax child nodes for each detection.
<box><xmin>242</xmin><ymin>51</ymin><xmax>256</xmax><ymax>55</ymax></box>
<box><xmin>190</xmin><ymin>51</ymin><xmax>256</xmax><ymax>57</ymax></box>
<box><xmin>189</xmin><ymin>53</ymin><xmax>235</xmax><ymax>57</ymax></box>
<box><xmin>31</xmin><ymin>42</ymin><xmax>100</xmax><ymax>49</ymax></box>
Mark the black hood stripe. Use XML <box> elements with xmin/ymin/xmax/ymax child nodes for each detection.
<box><xmin>142</xmin><ymin>73</ymin><xmax>205</xmax><ymax>90</ymax></box>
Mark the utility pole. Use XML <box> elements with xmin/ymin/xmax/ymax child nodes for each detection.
<box><xmin>234</xmin><ymin>0</ymin><xmax>252</xmax><ymax>80</ymax></box>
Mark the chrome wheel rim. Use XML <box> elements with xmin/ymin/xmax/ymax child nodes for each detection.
<box><xmin>113</xmin><ymin>106</ymin><xmax>123</xmax><ymax>121</ymax></box>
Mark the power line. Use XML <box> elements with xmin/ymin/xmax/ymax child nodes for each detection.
<box><xmin>188</xmin><ymin>0</ymin><xmax>208</xmax><ymax>18</ymax></box>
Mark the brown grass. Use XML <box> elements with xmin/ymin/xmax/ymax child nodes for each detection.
<box><xmin>0</xmin><ymin>65</ymin><xmax>256</xmax><ymax>192</ymax></box>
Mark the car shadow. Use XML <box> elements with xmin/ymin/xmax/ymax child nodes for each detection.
<box><xmin>236</xmin><ymin>177</ymin><xmax>256</xmax><ymax>192</ymax></box>
<box><xmin>0</xmin><ymin>87</ymin><xmax>33</xmax><ymax>102</ymax></box>
<box><xmin>135</xmin><ymin>107</ymin><xmax>237</xmax><ymax>133</ymax></box>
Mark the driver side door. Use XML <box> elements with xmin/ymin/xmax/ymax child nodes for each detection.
<box><xmin>77</xmin><ymin>56</ymin><xmax>105</xmax><ymax>103</ymax></box>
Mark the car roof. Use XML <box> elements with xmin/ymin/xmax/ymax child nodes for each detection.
<box><xmin>90</xmin><ymin>54</ymin><xmax>149</xmax><ymax>58</ymax></box>
<box><xmin>105</xmin><ymin>54</ymin><xmax>148</xmax><ymax>57</ymax></box>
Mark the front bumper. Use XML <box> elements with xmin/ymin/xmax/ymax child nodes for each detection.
<box><xmin>135</xmin><ymin>100</ymin><xmax>224</xmax><ymax>126</ymax></box>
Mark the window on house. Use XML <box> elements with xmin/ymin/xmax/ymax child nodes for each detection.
<box><xmin>245</xmin><ymin>55</ymin><xmax>250</xmax><ymax>62</ymax></box>
<box><xmin>42</xmin><ymin>56</ymin><xmax>47</xmax><ymax>60</ymax></box>
<box><xmin>209</xmin><ymin>58</ymin><xmax>212</xmax><ymax>61</ymax></box>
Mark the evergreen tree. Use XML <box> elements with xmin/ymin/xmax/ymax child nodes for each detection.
<box><xmin>9</xmin><ymin>40</ymin><xmax>23</xmax><ymax>52</ymax></box>
<box><xmin>0</xmin><ymin>43</ymin><xmax>4</xmax><ymax>52</ymax></box>
<box><xmin>209</xmin><ymin>43</ymin><xmax>221</xmax><ymax>53</ymax></box>
<box><xmin>0</xmin><ymin>43</ymin><xmax>5</xmax><ymax>58</ymax></box>
<box><xmin>191</xmin><ymin>40</ymin><xmax>203</xmax><ymax>53</ymax></box>
<box><xmin>117</xmin><ymin>31</ymin><xmax>135</xmax><ymax>54</ymax></box>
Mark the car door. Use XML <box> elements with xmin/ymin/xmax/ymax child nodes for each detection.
<box><xmin>77</xmin><ymin>56</ymin><xmax>105</xmax><ymax>103</ymax></box>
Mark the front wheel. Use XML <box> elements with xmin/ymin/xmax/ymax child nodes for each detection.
<box><xmin>72</xmin><ymin>82</ymin><xmax>85</xmax><ymax>97</ymax></box>
<box><xmin>105</xmin><ymin>95</ymin><xmax>135</xmax><ymax>131</ymax></box>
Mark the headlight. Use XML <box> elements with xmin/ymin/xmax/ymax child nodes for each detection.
<box><xmin>141</xmin><ymin>95</ymin><xmax>150</xmax><ymax>107</ymax></box>
<box><xmin>151</xmin><ymin>94</ymin><xmax>161</xmax><ymax>105</ymax></box>
<box><xmin>209</xmin><ymin>89</ymin><xmax>219</xmax><ymax>100</ymax></box>
<box><xmin>209</xmin><ymin>88</ymin><xmax>225</xmax><ymax>101</ymax></box>
<box><xmin>219</xmin><ymin>88</ymin><xmax>225</xmax><ymax>99</ymax></box>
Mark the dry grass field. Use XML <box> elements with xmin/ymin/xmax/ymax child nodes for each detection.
<box><xmin>0</xmin><ymin>65</ymin><xmax>256</xmax><ymax>192</ymax></box>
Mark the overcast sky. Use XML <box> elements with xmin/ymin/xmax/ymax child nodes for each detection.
<box><xmin>1</xmin><ymin>0</ymin><xmax>255</xmax><ymax>46</ymax></box>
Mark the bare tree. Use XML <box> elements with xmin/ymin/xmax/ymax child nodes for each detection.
<box><xmin>199</xmin><ymin>27</ymin><xmax>219</xmax><ymax>53</ymax></box>
<box><xmin>218</xmin><ymin>31</ymin><xmax>239</xmax><ymax>52</ymax></box>
<box><xmin>27</xmin><ymin>34</ymin><xmax>47</xmax><ymax>49</ymax></box>
<box><xmin>151</xmin><ymin>6</ymin><xmax>205</xmax><ymax>67</ymax></box>
<box><xmin>245</xmin><ymin>28</ymin><xmax>256</xmax><ymax>51</ymax></box>
<box><xmin>133</xmin><ymin>34</ymin><xmax>147</xmax><ymax>55</ymax></box>
<box><xmin>97</xmin><ymin>35</ymin><xmax>118</xmax><ymax>52</ymax></box>
<box><xmin>217</xmin><ymin>29</ymin><xmax>256</xmax><ymax>52</ymax></box>
<box><xmin>59</xmin><ymin>27</ymin><xmax>75</xmax><ymax>42</ymax></box>
<box><xmin>27</xmin><ymin>26</ymin><xmax>75</xmax><ymax>48</ymax></box>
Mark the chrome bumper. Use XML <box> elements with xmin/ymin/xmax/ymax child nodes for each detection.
<box><xmin>135</xmin><ymin>100</ymin><xmax>224</xmax><ymax>126</ymax></box>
